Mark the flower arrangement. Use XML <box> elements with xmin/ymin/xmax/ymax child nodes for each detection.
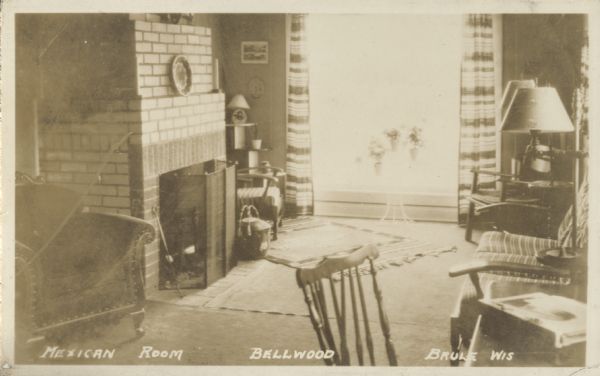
<box><xmin>368</xmin><ymin>138</ymin><xmax>386</xmax><ymax>162</ymax></box>
<box><xmin>407</xmin><ymin>126</ymin><xmax>424</xmax><ymax>160</ymax></box>
<box><xmin>368</xmin><ymin>138</ymin><xmax>386</xmax><ymax>175</ymax></box>
<box><xmin>384</xmin><ymin>128</ymin><xmax>401</xmax><ymax>141</ymax></box>
<box><xmin>407</xmin><ymin>127</ymin><xmax>424</xmax><ymax>149</ymax></box>
<box><xmin>384</xmin><ymin>128</ymin><xmax>401</xmax><ymax>151</ymax></box>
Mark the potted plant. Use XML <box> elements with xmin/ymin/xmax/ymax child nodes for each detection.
<box><xmin>407</xmin><ymin>126</ymin><xmax>424</xmax><ymax>160</ymax></box>
<box><xmin>368</xmin><ymin>138</ymin><xmax>386</xmax><ymax>175</ymax></box>
<box><xmin>384</xmin><ymin>128</ymin><xmax>401</xmax><ymax>152</ymax></box>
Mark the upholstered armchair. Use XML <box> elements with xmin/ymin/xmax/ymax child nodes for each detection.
<box><xmin>237</xmin><ymin>161</ymin><xmax>286</xmax><ymax>240</ymax></box>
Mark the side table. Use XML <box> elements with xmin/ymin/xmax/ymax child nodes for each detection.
<box><xmin>226</xmin><ymin>123</ymin><xmax>270</xmax><ymax>168</ymax></box>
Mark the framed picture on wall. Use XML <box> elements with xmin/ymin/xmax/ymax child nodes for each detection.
<box><xmin>241</xmin><ymin>41</ymin><xmax>269</xmax><ymax>64</ymax></box>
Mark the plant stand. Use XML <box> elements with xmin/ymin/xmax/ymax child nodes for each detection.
<box><xmin>376</xmin><ymin>154</ymin><xmax>413</xmax><ymax>223</ymax></box>
<box><xmin>380</xmin><ymin>192</ymin><xmax>413</xmax><ymax>223</ymax></box>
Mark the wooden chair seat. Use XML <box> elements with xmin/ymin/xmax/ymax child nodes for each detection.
<box><xmin>469</xmin><ymin>190</ymin><xmax>539</xmax><ymax>205</ymax></box>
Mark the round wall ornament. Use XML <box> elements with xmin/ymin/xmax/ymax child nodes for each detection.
<box><xmin>248</xmin><ymin>77</ymin><xmax>265</xmax><ymax>99</ymax></box>
<box><xmin>170</xmin><ymin>55</ymin><xmax>192</xmax><ymax>96</ymax></box>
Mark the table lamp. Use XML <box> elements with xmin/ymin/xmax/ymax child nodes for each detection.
<box><xmin>502</xmin><ymin>86</ymin><xmax>583</xmax><ymax>258</ymax></box>
<box><xmin>227</xmin><ymin>94</ymin><xmax>251</xmax><ymax>124</ymax></box>
<box><xmin>500</xmin><ymin>79</ymin><xmax>536</xmax><ymax>122</ymax></box>
<box><xmin>501</xmin><ymin>87</ymin><xmax>574</xmax><ymax>180</ymax></box>
<box><xmin>500</xmin><ymin>80</ymin><xmax>537</xmax><ymax>176</ymax></box>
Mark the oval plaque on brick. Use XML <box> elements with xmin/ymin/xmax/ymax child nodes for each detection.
<box><xmin>170</xmin><ymin>55</ymin><xmax>192</xmax><ymax>96</ymax></box>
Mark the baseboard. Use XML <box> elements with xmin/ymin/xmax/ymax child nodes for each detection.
<box><xmin>314</xmin><ymin>189</ymin><xmax>457</xmax><ymax>222</ymax></box>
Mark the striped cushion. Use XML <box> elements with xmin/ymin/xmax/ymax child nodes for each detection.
<box><xmin>474</xmin><ymin>231</ymin><xmax>568</xmax><ymax>284</ymax></box>
<box><xmin>459</xmin><ymin>231</ymin><xmax>570</xmax><ymax>310</ymax></box>
<box><xmin>477</xmin><ymin>231</ymin><xmax>558</xmax><ymax>257</ymax></box>
<box><xmin>237</xmin><ymin>187</ymin><xmax>282</xmax><ymax>208</ymax></box>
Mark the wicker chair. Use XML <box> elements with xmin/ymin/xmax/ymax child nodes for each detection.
<box><xmin>15</xmin><ymin>176</ymin><xmax>155</xmax><ymax>356</ymax></box>
<box><xmin>237</xmin><ymin>161</ymin><xmax>286</xmax><ymax>240</ymax></box>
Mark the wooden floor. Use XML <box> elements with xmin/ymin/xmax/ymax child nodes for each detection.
<box><xmin>17</xmin><ymin>218</ymin><xmax>481</xmax><ymax>366</ymax></box>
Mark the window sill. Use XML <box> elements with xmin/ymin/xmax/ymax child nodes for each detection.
<box><xmin>314</xmin><ymin>188</ymin><xmax>457</xmax><ymax>222</ymax></box>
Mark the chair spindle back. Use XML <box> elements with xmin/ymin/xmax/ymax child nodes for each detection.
<box><xmin>296</xmin><ymin>244</ymin><xmax>398</xmax><ymax>366</ymax></box>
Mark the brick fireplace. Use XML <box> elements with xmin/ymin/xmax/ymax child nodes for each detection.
<box><xmin>37</xmin><ymin>15</ymin><xmax>226</xmax><ymax>292</ymax></box>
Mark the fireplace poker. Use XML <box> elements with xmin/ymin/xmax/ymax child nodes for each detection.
<box><xmin>152</xmin><ymin>206</ymin><xmax>184</xmax><ymax>298</ymax></box>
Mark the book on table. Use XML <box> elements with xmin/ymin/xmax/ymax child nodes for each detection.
<box><xmin>481</xmin><ymin>292</ymin><xmax>586</xmax><ymax>349</ymax></box>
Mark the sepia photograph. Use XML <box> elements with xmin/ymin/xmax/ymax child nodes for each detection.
<box><xmin>1</xmin><ymin>1</ymin><xmax>599</xmax><ymax>375</ymax></box>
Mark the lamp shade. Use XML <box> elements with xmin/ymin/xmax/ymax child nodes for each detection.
<box><xmin>501</xmin><ymin>79</ymin><xmax>536</xmax><ymax>120</ymax></box>
<box><xmin>501</xmin><ymin>87</ymin><xmax>574</xmax><ymax>133</ymax></box>
<box><xmin>227</xmin><ymin>94</ymin><xmax>250</xmax><ymax>110</ymax></box>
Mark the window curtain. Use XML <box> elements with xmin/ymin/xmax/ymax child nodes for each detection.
<box><xmin>573</xmin><ymin>21</ymin><xmax>589</xmax><ymax>140</ymax></box>
<box><xmin>458</xmin><ymin>14</ymin><xmax>497</xmax><ymax>223</ymax></box>
<box><xmin>286</xmin><ymin>14</ymin><xmax>314</xmax><ymax>216</ymax></box>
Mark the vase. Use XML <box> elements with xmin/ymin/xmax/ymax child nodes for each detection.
<box><xmin>374</xmin><ymin>161</ymin><xmax>382</xmax><ymax>176</ymax></box>
<box><xmin>409</xmin><ymin>148</ymin><xmax>419</xmax><ymax>161</ymax></box>
<box><xmin>390</xmin><ymin>139</ymin><xmax>399</xmax><ymax>152</ymax></box>
<box><xmin>251</xmin><ymin>139</ymin><xmax>262</xmax><ymax>150</ymax></box>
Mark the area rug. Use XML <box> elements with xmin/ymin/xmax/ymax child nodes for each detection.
<box><xmin>266</xmin><ymin>217</ymin><xmax>456</xmax><ymax>273</ymax></box>
<box><xmin>206</xmin><ymin>218</ymin><xmax>459</xmax><ymax>318</ymax></box>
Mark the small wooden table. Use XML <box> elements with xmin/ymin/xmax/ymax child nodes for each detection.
<box><xmin>465</xmin><ymin>281</ymin><xmax>586</xmax><ymax>367</ymax></box>
<box><xmin>466</xmin><ymin>314</ymin><xmax>585</xmax><ymax>367</ymax></box>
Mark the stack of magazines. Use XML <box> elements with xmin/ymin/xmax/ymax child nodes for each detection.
<box><xmin>481</xmin><ymin>292</ymin><xmax>586</xmax><ymax>349</ymax></box>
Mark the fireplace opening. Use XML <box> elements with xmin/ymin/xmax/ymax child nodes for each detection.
<box><xmin>158</xmin><ymin>160</ymin><xmax>236</xmax><ymax>290</ymax></box>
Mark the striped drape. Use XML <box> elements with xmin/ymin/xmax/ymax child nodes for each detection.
<box><xmin>573</xmin><ymin>26</ymin><xmax>589</xmax><ymax>137</ymax></box>
<box><xmin>286</xmin><ymin>14</ymin><xmax>314</xmax><ymax>216</ymax></box>
<box><xmin>458</xmin><ymin>14</ymin><xmax>497</xmax><ymax>223</ymax></box>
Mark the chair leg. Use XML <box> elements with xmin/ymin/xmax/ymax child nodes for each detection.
<box><xmin>450</xmin><ymin>317</ymin><xmax>462</xmax><ymax>366</ymax></box>
<box><xmin>271</xmin><ymin>206</ymin><xmax>279</xmax><ymax>240</ymax></box>
<box><xmin>465</xmin><ymin>202</ymin><xmax>475</xmax><ymax>242</ymax></box>
<box><xmin>131</xmin><ymin>308</ymin><xmax>145</xmax><ymax>337</ymax></box>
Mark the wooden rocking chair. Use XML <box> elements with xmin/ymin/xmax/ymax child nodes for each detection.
<box><xmin>448</xmin><ymin>176</ymin><xmax>588</xmax><ymax>366</ymax></box>
<box><xmin>296</xmin><ymin>244</ymin><xmax>397</xmax><ymax>366</ymax></box>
